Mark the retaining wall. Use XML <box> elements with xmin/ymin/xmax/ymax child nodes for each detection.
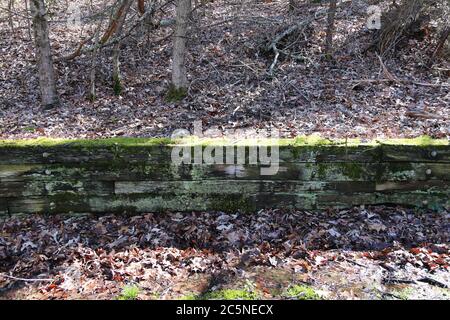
<box><xmin>0</xmin><ymin>137</ymin><xmax>449</xmax><ymax>214</ymax></box>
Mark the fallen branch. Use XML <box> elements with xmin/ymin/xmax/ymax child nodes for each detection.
<box><xmin>351</xmin><ymin>54</ymin><xmax>450</xmax><ymax>89</ymax></box>
<box><xmin>266</xmin><ymin>8</ymin><xmax>327</xmax><ymax>74</ymax></box>
<box><xmin>418</xmin><ymin>277</ymin><xmax>449</xmax><ymax>289</ymax></box>
<box><xmin>351</xmin><ymin>78</ymin><xmax>450</xmax><ymax>89</ymax></box>
<box><xmin>2</xmin><ymin>274</ymin><xmax>54</xmax><ymax>282</ymax></box>
<box><xmin>377</xmin><ymin>54</ymin><xmax>399</xmax><ymax>82</ymax></box>
<box><xmin>405</xmin><ymin>109</ymin><xmax>449</xmax><ymax>121</ymax></box>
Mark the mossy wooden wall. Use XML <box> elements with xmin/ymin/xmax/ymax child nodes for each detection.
<box><xmin>0</xmin><ymin>138</ymin><xmax>449</xmax><ymax>214</ymax></box>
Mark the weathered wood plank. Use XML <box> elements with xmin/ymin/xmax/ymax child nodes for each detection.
<box><xmin>0</xmin><ymin>200</ymin><xmax>8</xmax><ymax>215</ymax></box>
<box><xmin>1</xmin><ymin>162</ymin><xmax>449</xmax><ymax>183</ymax></box>
<box><xmin>6</xmin><ymin>194</ymin><xmax>257</xmax><ymax>214</ymax></box>
<box><xmin>1</xmin><ymin>144</ymin><xmax>448</xmax><ymax>166</ymax></box>
<box><xmin>220</xmin><ymin>163</ymin><xmax>450</xmax><ymax>181</ymax></box>
<box><xmin>7</xmin><ymin>195</ymin><xmax>90</xmax><ymax>214</ymax></box>
<box><xmin>381</xmin><ymin>145</ymin><xmax>450</xmax><ymax>163</ymax></box>
<box><xmin>115</xmin><ymin>180</ymin><xmax>328</xmax><ymax>195</ymax></box>
<box><xmin>0</xmin><ymin>180</ymin><xmax>113</xmax><ymax>197</ymax></box>
<box><xmin>115</xmin><ymin>180</ymin><xmax>400</xmax><ymax>195</ymax></box>
<box><xmin>316</xmin><ymin>191</ymin><xmax>449</xmax><ymax>210</ymax></box>
<box><xmin>281</xmin><ymin>145</ymin><xmax>449</xmax><ymax>163</ymax></box>
<box><xmin>6</xmin><ymin>189</ymin><xmax>448</xmax><ymax>214</ymax></box>
<box><xmin>0</xmin><ymin>145</ymin><xmax>171</xmax><ymax>165</ymax></box>
<box><xmin>375</xmin><ymin>180</ymin><xmax>449</xmax><ymax>192</ymax></box>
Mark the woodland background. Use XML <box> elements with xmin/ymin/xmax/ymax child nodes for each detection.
<box><xmin>0</xmin><ymin>0</ymin><xmax>448</xmax><ymax>140</ymax></box>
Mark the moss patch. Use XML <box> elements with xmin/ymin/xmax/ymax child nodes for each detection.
<box><xmin>0</xmin><ymin>135</ymin><xmax>447</xmax><ymax>149</ymax></box>
<box><xmin>165</xmin><ymin>85</ymin><xmax>187</xmax><ymax>102</ymax></box>
<box><xmin>340</xmin><ymin>162</ymin><xmax>364</xmax><ymax>180</ymax></box>
<box><xmin>112</xmin><ymin>73</ymin><xmax>122</xmax><ymax>96</ymax></box>
<box><xmin>392</xmin><ymin>287</ymin><xmax>414</xmax><ymax>300</ymax></box>
<box><xmin>179</xmin><ymin>293</ymin><xmax>199</xmax><ymax>300</ymax></box>
<box><xmin>377</xmin><ymin>135</ymin><xmax>449</xmax><ymax>146</ymax></box>
<box><xmin>200</xmin><ymin>289</ymin><xmax>260</xmax><ymax>300</ymax></box>
<box><xmin>292</xmin><ymin>135</ymin><xmax>335</xmax><ymax>146</ymax></box>
<box><xmin>0</xmin><ymin>137</ymin><xmax>173</xmax><ymax>149</ymax></box>
<box><xmin>284</xmin><ymin>284</ymin><xmax>321</xmax><ymax>300</ymax></box>
<box><xmin>117</xmin><ymin>285</ymin><xmax>140</xmax><ymax>300</ymax></box>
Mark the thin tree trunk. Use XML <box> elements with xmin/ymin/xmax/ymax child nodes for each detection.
<box><xmin>89</xmin><ymin>27</ymin><xmax>101</xmax><ymax>101</ymax></box>
<box><xmin>325</xmin><ymin>0</ymin><xmax>337</xmax><ymax>57</ymax></box>
<box><xmin>30</xmin><ymin>0</ymin><xmax>58</xmax><ymax>107</ymax></box>
<box><xmin>101</xmin><ymin>0</ymin><xmax>133</xmax><ymax>44</ymax></box>
<box><xmin>171</xmin><ymin>0</ymin><xmax>191</xmax><ymax>92</ymax></box>
<box><xmin>111</xmin><ymin>0</ymin><xmax>133</xmax><ymax>95</ymax></box>
<box><xmin>8</xmin><ymin>0</ymin><xmax>14</xmax><ymax>33</ymax></box>
<box><xmin>25</xmin><ymin>0</ymin><xmax>33</xmax><ymax>41</ymax></box>
<box><xmin>112</xmin><ymin>43</ymin><xmax>122</xmax><ymax>95</ymax></box>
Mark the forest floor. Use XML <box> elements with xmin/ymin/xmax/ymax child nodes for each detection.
<box><xmin>1</xmin><ymin>206</ymin><xmax>449</xmax><ymax>300</ymax></box>
<box><xmin>0</xmin><ymin>0</ymin><xmax>449</xmax><ymax>140</ymax></box>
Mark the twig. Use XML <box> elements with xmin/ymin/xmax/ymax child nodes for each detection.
<box><xmin>405</xmin><ymin>110</ymin><xmax>449</xmax><ymax>121</ymax></box>
<box><xmin>377</xmin><ymin>54</ymin><xmax>399</xmax><ymax>82</ymax></box>
<box><xmin>265</xmin><ymin>8</ymin><xmax>327</xmax><ymax>74</ymax></box>
<box><xmin>352</xmin><ymin>55</ymin><xmax>450</xmax><ymax>89</ymax></box>
<box><xmin>56</xmin><ymin>1</ymin><xmax>170</xmax><ymax>62</ymax></box>
<box><xmin>2</xmin><ymin>274</ymin><xmax>54</xmax><ymax>282</ymax></box>
<box><xmin>418</xmin><ymin>277</ymin><xmax>449</xmax><ymax>289</ymax></box>
<box><xmin>268</xmin><ymin>47</ymin><xmax>280</xmax><ymax>76</ymax></box>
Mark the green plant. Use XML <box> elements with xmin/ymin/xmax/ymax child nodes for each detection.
<box><xmin>393</xmin><ymin>287</ymin><xmax>414</xmax><ymax>300</ymax></box>
<box><xmin>113</xmin><ymin>75</ymin><xmax>122</xmax><ymax>96</ymax></box>
<box><xmin>22</xmin><ymin>126</ymin><xmax>36</xmax><ymax>133</ymax></box>
<box><xmin>179</xmin><ymin>293</ymin><xmax>198</xmax><ymax>300</ymax></box>
<box><xmin>202</xmin><ymin>288</ymin><xmax>259</xmax><ymax>300</ymax></box>
<box><xmin>117</xmin><ymin>285</ymin><xmax>140</xmax><ymax>300</ymax></box>
<box><xmin>285</xmin><ymin>284</ymin><xmax>321</xmax><ymax>300</ymax></box>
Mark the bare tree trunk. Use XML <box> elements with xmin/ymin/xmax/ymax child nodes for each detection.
<box><xmin>89</xmin><ymin>27</ymin><xmax>101</xmax><ymax>101</ymax></box>
<box><xmin>325</xmin><ymin>0</ymin><xmax>337</xmax><ymax>57</ymax></box>
<box><xmin>171</xmin><ymin>0</ymin><xmax>191</xmax><ymax>93</ymax></box>
<box><xmin>30</xmin><ymin>0</ymin><xmax>58</xmax><ymax>107</ymax></box>
<box><xmin>112</xmin><ymin>43</ymin><xmax>122</xmax><ymax>95</ymax></box>
<box><xmin>25</xmin><ymin>0</ymin><xmax>33</xmax><ymax>41</ymax></box>
<box><xmin>8</xmin><ymin>0</ymin><xmax>15</xmax><ymax>33</ymax></box>
<box><xmin>111</xmin><ymin>0</ymin><xmax>133</xmax><ymax>95</ymax></box>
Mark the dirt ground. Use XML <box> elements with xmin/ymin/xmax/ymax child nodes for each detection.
<box><xmin>1</xmin><ymin>206</ymin><xmax>448</xmax><ymax>300</ymax></box>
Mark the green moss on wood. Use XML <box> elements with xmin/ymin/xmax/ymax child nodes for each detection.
<box><xmin>0</xmin><ymin>137</ymin><xmax>173</xmax><ymax>149</ymax></box>
<box><xmin>377</xmin><ymin>135</ymin><xmax>449</xmax><ymax>146</ymax></box>
<box><xmin>1</xmin><ymin>135</ymin><xmax>446</xmax><ymax>149</ymax></box>
<box><xmin>339</xmin><ymin>162</ymin><xmax>364</xmax><ymax>180</ymax></box>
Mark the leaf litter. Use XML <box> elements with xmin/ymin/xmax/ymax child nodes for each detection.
<box><xmin>0</xmin><ymin>206</ymin><xmax>448</xmax><ymax>300</ymax></box>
